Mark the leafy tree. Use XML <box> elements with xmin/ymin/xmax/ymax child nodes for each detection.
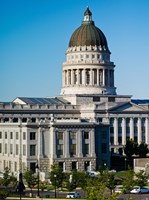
<box><xmin>135</xmin><ymin>170</ymin><xmax>149</xmax><ymax>187</ymax></box>
<box><xmin>49</xmin><ymin>163</ymin><xmax>64</xmax><ymax>189</ymax></box>
<box><xmin>24</xmin><ymin>168</ymin><xmax>37</xmax><ymax>193</ymax></box>
<box><xmin>138</xmin><ymin>142</ymin><xmax>148</xmax><ymax>158</ymax></box>
<box><xmin>124</xmin><ymin>139</ymin><xmax>136</xmax><ymax>158</ymax></box>
<box><xmin>1</xmin><ymin>167</ymin><xmax>17</xmax><ymax>188</ymax></box>
<box><xmin>65</xmin><ymin>170</ymin><xmax>88</xmax><ymax>191</ymax></box>
<box><xmin>122</xmin><ymin>167</ymin><xmax>135</xmax><ymax>193</ymax></box>
<box><xmin>103</xmin><ymin>170</ymin><xmax>117</xmax><ymax>195</ymax></box>
<box><xmin>0</xmin><ymin>190</ymin><xmax>9</xmax><ymax>200</ymax></box>
<box><xmin>86</xmin><ymin>177</ymin><xmax>118</xmax><ymax>200</ymax></box>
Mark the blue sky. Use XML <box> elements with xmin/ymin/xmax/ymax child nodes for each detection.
<box><xmin>0</xmin><ymin>0</ymin><xmax>149</xmax><ymax>102</ymax></box>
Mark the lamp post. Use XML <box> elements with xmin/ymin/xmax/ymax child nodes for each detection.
<box><xmin>54</xmin><ymin>174</ymin><xmax>57</xmax><ymax>198</ymax></box>
<box><xmin>35</xmin><ymin>162</ymin><xmax>40</xmax><ymax>198</ymax></box>
<box><xmin>125</xmin><ymin>158</ymin><xmax>127</xmax><ymax>170</ymax></box>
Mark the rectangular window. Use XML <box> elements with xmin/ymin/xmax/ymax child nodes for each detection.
<box><xmin>84</xmin><ymin>144</ymin><xmax>89</xmax><ymax>155</ymax></box>
<box><xmin>5</xmin><ymin>132</ymin><xmax>7</xmax><ymax>139</ymax></box>
<box><xmin>0</xmin><ymin>132</ymin><xmax>2</xmax><ymax>139</ymax></box>
<box><xmin>110</xmin><ymin>127</ymin><xmax>114</xmax><ymax>134</ymax></box>
<box><xmin>57</xmin><ymin>144</ymin><xmax>63</xmax><ymax>157</ymax></box>
<box><xmin>93</xmin><ymin>96</ymin><xmax>100</xmax><ymax>102</ymax></box>
<box><xmin>84</xmin><ymin>132</ymin><xmax>89</xmax><ymax>139</ymax></box>
<box><xmin>5</xmin><ymin>144</ymin><xmax>7</xmax><ymax>154</ymax></box>
<box><xmin>30</xmin><ymin>132</ymin><xmax>36</xmax><ymax>140</ymax></box>
<box><xmin>14</xmin><ymin>162</ymin><xmax>17</xmax><ymax>171</ymax></box>
<box><xmin>16</xmin><ymin>144</ymin><xmax>19</xmax><ymax>155</ymax></box>
<box><xmin>23</xmin><ymin>145</ymin><xmax>26</xmax><ymax>156</ymax></box>
<box><xmin>110</xmin><ymin>137</ymin><xmax>114</xmax><ymax>145</ymax></box>
<box><xmin>70</xmin><ymin>144</ymin><xmax>76</xmax><ymax>156</ymax></box>
<box><xmin>101</xmin><ymin>143</ymin><xmax>107</xmax><ymax>154</ymax></box>
<box><xmin>108</xmin><ymin>97</ymin><xmax>115</xmax><ymax>102</ymax></box>
<box><xmin>16</xmin><ymin>132</ymin><xmax>19</xmax><ymax>139</ymax></box>
<box><xmin>30</xmin><ymin>145</ymin><xmax>36</xmax><ymax>156</ymax></box>
<box><xmin>0</xmin><ymin>143</ymin><xmax>2</xmax><ymax>153</ymax></box>
<box><xmin>10</xmin><ymin>144</ymin><xmax>13</xmax><ymax>154</ymax></box>
<box><xmin>70</xmin><ymin>132</ymin><xmax>76</xmax><ymax>140</ymax></box>
<box><xmin>10</xmin><ymin>132</ymin><xmax>13</xmax><ymax>139</ymax></box>
<box><xmin>23</xmin><ymin>132</ymin><xmax>26</xmax><ymax>140</ymax></box>
<box><xmin>57</xmin><ymin>132</ymin><xmax>63</xmax><ymax>140</ymax></box>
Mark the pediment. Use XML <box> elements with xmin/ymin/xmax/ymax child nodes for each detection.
<box><xmin>109</xmin><ymin>102</ymin><xmax>147</xmax><ymax>112</ymax></box>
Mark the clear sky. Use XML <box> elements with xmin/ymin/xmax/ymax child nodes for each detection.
<box><xmin>1</xmin><ymin>0</ymin><xmax>149</xmax><ymax>102</ymax></box>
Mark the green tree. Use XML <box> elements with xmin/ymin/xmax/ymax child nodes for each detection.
<box><xmin>124</xmin><ymin>139</ymin><xmax>136</xmax><ymax>158</ymax></box>
<box><xmin>49</xmin><ymin>163</ymin><xmax>64</xmax><ymax>189</ymax></box>
<box><xmin>138</xmin><ymin>142</ymin><xmax>148</xmax><ymax>158</ymax></box>
<box><xmin>122</xmin><ymin>167</ymin><xmax>135</xmax><ymax>193</ymax></box>
<box><xmin>1</xmin><ymin>167</ymin><xmax>17</xmax><ymax>188</ymax></box>
<box><xmin>24</xmin><ymin>169</ymin><xmax>37</xmax><ymax>193</ymax></box>
<box><xmin>103</xmin><ymin>170</ymin><xmax>117</xmax><ymax>195</ymax></box>
<box><xmin>86</xmin><ymin>177</ymin><xmax>118</xmax><ymax>200</ymax></box>
<box><xmin>65</xmin><ymin>170</ymin><xmax>88</xmax><ymax>191</ymax></box>
<box><xmin>135</xmin><ymin>170</ymin><xmax>149</xmax><ymax>187</ymax></box>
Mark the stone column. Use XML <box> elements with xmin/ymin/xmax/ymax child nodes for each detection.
<box><xmin>122</xmin><ymin>118</ymin><xmax>126</xmax><ymax>145</ymax></box>
<box><xmin>137</xmin><ymin>118</ymin><xmax>142</xmax><ymax>144</ymax></box>
<box><xmin>64</xmin><ymin>130</ymin><xmax>70</xmax><ymax>157</ymax></box>
<box><xmin>77</xmin><ymin>69</ymin><xmax>80</xmax><ymax>85</ymax></box>
<box><xmin>97</xmin><ymin>69</ymin><xmax>99</xmax><ymax>86</ymax></box>
<box><xmin>90</xmin><ymin>69</ymin><xmax>93</xmax><ymax>86</ymax></box>
<box><xmin>62</xmin><ymin>70</ymin><xmax>65</xmax><ymax>87</ymax></box>
<box><xmin>114</xmin><ymin>118</ymin><xmax>118</xmax><ymax>145</ymax></box>
<box><xmin>71</xmin><ymin>69</ymin><xmax>74</xmax><ymax>85</ymax></box>
<box><xmin>145</xmin><ymin>118</ymin><xmax>149</xmax><ymax>144</ymax></box>
<box><xmin>89</xmin><ymin>129</ymin><xmax>96</xmax><ymax>157</ymax></box>
<box><xmin>130</xmin><ymin>118</ymin><xmax>134</xmax><ymax>140</ymax></box>
<box><xmin>38</xmin><ymin>127</ymin><xmax>43</xmax><ymax>159</ymax></box>
<box><xmin>77</xmin><ymin>131</ymin><xmax>83</xmax><ymax>157</ymax></box>
<box><xmin>103</xmin><ymin>69</ymin><xmax>105</xmax><ymax>86</ymax></box>
<box><xmin>50</xmin><ymin>125</ymin><xmax>57</xmax><ymax>159</ymax></box>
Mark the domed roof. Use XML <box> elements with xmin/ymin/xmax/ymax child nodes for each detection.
<box><xmin>69</xmin><ymin>7</ymin><xmax>109</xmax><ymax>50</ymax></box>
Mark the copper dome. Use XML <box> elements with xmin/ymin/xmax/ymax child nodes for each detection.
<box><xmin>69</xmin><ymin>8</ymin><xmax>109</xmax><ymax>50</ymax></box>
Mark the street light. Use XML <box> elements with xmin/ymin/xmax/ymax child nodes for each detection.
<box><xmin>125</xmin><ymin>158</ymin><xmax>127</xmax><ymax>170</ymax></box>
<box><xmin>35</xmin><ymin>162</ymin><xmax>40</xmax><ymax>198</ymax></box>
<box><xmin>54</xmin><ymin>174</ymin><xmax>57</xmax><ymax>198</ymax></box>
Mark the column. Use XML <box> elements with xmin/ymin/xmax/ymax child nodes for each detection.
<box><xmin>77</xmin><ymin>131</ymin><xmax>83</xmax><ymax>157</ymax></box>
<box><xmin>145</xmin><ymin>118</ymin><xmax>149</xmax><ymax>144</ymax></box>
<box><xmin>103</xmin><ymin>69</ymin><xmax>105</xmax><ymax>86</ymax></box>
<box><xmin>64</xmin><ymin>130</ymin><xmax>70</xmax><ymax>157</ymax></box>
<box><xmin>71</xmin><ymin>69</ymin><xmax>74</xmax><ymax>85</ymax></box>
<box><xmin>137</xmin><ymin>118</ymin><xmax>142</xmax><ymax>144</ymax></box>
<box><xmin>130</xmin><ymin>118</ymin><xmax>134</xmax><ymax>140</ymax></box>
<box><xmin>77</xmin><ymin>69</ymin><xmax>80</xmax><ymax>85</ymax></box>
<box><xmin>122</xmin><ymin>118</ymin><xmax>126</xmax><ymax>145</ymax></box>
<box><xmin>114</xmin><ymin>118</ymin><xmax>118</xmax><ymax>145</ymax></box>
<box><xmin>38</xmin><ymin>127</ymin><xmax>43</xmax><ymax>159</ymax></box>
<box><xmin>50</xmin><ymin>126</ymin><xmax>57</xmax><ymax>158</ymax></box>
<box><xmin>97</xmin><ymin>69</ymin><xmax>99</xmax><ymax>86</ymax></box>
<box><xmin>89</xmin><ymin>129</ymin><xmax>96</xmax><ymax>157</ymax></box>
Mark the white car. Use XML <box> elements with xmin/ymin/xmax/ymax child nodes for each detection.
<box><xmin>66</xmin><ymin>192</ymin><xmax>80</xmax><ymax>198</ymax></box>
<box><xmin>130</xmin><ymin>186</ymin><xmax>149</xmax><ymax>194</ymax></box>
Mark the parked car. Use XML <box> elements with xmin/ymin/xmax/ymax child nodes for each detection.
<box><xmin>130</xmin><ymin>186</ymin><xmax>149</xmax><ymax>194</ymax></box>
<box><xmin>66</xmin><ymin>192</ymin><xmax>80</xmax><ymax>198</ymax></box>
<box><xmin>114</xmin><ymin>185</ymin><xmax>123</xmax><ymax>193</ymax></box>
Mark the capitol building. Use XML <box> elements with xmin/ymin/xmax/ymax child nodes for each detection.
<box><xmin>0</xmin><ymin>8</ymin><xmax>149</xmax><ymax>177</ymax></box>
